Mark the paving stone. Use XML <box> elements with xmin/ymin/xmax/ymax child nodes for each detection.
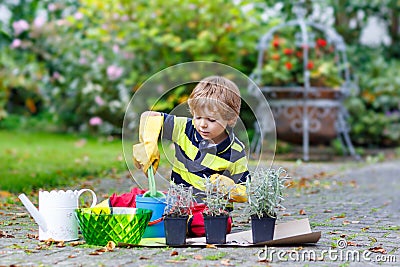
<box><xmin>1</xmin><ymin>159</ymin><xmax>399</xmax><ymax>266</ymax></box>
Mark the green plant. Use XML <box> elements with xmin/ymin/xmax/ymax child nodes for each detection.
<box><xmin>346</xmin><ymin>50</ymin><xmax>400</xmax><ymax>147</ymax></box>
<box><xmin>163</xmin><ymin>182</ymin><xmax>194</xmax><ymax>217</ymax></box>
<box><xmin>246</xmin><ymin>167</ymin><xmax>289</xmax><ymax>218</ymax></box>
<box><xmin>259</xmin><ymin>29</ymin><xmax>343</xmax><ymax>88</ymax></box>
<box><xmin>201</xmin><ymin>176</ymin><xmax>231</xmax><ymax>217</ymax></box>
<box><xmin>3</xmin><ymin>0</ymin><xmax>267</xmax><ymax>134</ymax></box>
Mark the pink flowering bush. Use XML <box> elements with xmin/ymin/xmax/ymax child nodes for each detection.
<box><xmin>1</xmin><ymin>0</ymin><xmax>266</xmax><ymax>134</ymax></box>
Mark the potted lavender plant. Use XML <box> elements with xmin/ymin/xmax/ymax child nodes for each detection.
<box><xmin>246</xmin><ymin>167</ymin><xmax>289</xmax><ymax>243</ymax></box>
<box><xmin>202</xmin><ymin>175</ymin><xmax>232</xmax><ymax>244</ymax></box>
<box><xmin>163</xmin><ymin>182</ymin><xmax>193</xmax><ymax>246</ymax></box>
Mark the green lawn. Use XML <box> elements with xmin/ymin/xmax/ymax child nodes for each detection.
<box><xmin>0</xmin><ymin>131</ymin><xmax>127</xmax><ymax>193</ymax></box>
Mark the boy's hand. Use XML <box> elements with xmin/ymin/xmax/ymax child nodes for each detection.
<box><xmin>209</xmin><ymin>174</ymin><xmax>248</xmax><ymax>203</ymax></box>
<box><xmin>132</xmin><ymin>115</ymin><xmax>163</xmax><ymax>174</ymax></box>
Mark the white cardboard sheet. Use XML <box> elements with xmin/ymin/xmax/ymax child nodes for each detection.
<box><xmin>135</xmin><ymin>218</ymin><xmax>321</xmax><ymax>247</ymax></box>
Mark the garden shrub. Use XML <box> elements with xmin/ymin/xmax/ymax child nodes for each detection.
<box><xmin>346</xmin><ymin>48</ymin><xmax>400</xmax><ymax>147</ymax></box>
<box><xmin>3</xmin><ymin>0</ymin><xmax>267</xmax><ymax>134</ymax></box>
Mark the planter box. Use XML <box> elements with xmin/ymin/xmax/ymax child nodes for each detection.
<box><xmin>262</xmin><ymin>87</ymin><xmax>343</xmax><ymax>144</ymax></box>
<box><xmin>251</xmin><ymin>215</ymin><xmax>276</xmax><ymax>244</ymax></box>
<box><xmin>203</xmin><ymin>215</ymin><xmax>229</xmax><ymax>244</ymax></box>
<box><xmin>164</xmin><ymin>215</ymin><xmax>188</xmax><ymax>246</ymax></box>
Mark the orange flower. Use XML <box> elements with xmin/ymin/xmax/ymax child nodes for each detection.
<box><xmin>271</xmin><ymin>54</ymin><xmax>280</xmax><ymax>60</ymax></box>
<box><xmin>307</xmin><ymin>61</ymin><xmax>314</xmax><ymax>69</ymax></box>
<box><xmin>272</xmin><ymin>36</ymin><xmax>280</xmax><ymax>48</ymax></box>
<box><xmin>285</xmin><ymin>62</ymin><xmax>292</xmax><ymax>70</ymax></box>
<box><xmin>283</xmin><ymin>48</ymin><xmax>293</xmax><ymax>55</ymax></box>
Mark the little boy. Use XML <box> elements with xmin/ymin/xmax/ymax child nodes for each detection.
<box><xmin>103</xmin><ymin>76</ymin><xmax>250</xmax><ymax>236</ymax></box>
<box><xmin>133</xmin><ymin>76</ymin><xmax>250</xmax><ymax>236</ymax></box>
<box><xmin>134</xmin><ymin>75</ymin><xmax>249</xmax><ymax>193</ymax></box>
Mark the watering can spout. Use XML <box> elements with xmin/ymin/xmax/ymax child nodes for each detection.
<box><xmin>18</xmin><ymin>193</ymin><xmax>48</xmax><ymax>232</ymax></box>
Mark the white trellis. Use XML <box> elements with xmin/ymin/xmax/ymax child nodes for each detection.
<box><xmin>248</xmin><ymin>2</ymin><xmax>360</xmax><ymax>161</ymax></box>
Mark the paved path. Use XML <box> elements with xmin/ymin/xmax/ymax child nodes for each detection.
<box><xmin>1</xmin><ymin>159</ymin><xmax>399</xmax><ymax>266</ymax></box>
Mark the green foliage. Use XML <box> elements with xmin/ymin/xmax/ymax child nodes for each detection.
<box><xmin>0</xmin><ymin>130</ymin><xmax>126</xmax><ymax>193</ymax></box>
<box><xmin>346</xmin><ymin>48</ymin><xmax>400</xmax><ymax>146</ymax></box>
<box><xmin>0</xmin><ymin>47</ymin><xmax>46</xmax><ymax>119</ymax></box>
<box><xmin>0</xmin><ymin>112</ymin><xmax>59</xmax><ymax>132</ymax></box>
<box><xmin>246</xmin><ymin>167</ymin><xmax>289</xmax><ymax>218</ymax></box>
<box><xmin>2</xmin><ymin>0</ymin><xmax>267</xmax><ymax>134</ymax></box>
<box><xmin>202</xmin><ymin>176</ymin><xmax>231</xmax><ymax>216</ymax></box>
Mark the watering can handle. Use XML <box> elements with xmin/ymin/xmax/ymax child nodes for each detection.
<box><xmin>77</xmin><ymin>189</ymin><xmax>97</xmax><ymax>207</ymax></box>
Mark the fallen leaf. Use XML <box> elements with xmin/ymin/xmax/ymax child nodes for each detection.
<box><xmin>369</xmin><ymin>246</ymin><xmax>387</xmax><ymax>254</ymax></box>
<box><xmin>282</xmin><ymin>213</ymin><xmax>291</xmax><ymax>216</ymax></box>
<box><xmin>193</xmin><ymin>255</ymin><xmax>203</xmax><ymax>260</ymax></box>
<box><xmin>170</xmin><ymin>250</ymin><xmax>178</xmax><ymax>256</ymax></box>
<box><xmin>330</xmin><ymin>214</ymin><xmax>346</xmax><ymax>220</ymax></box>
<box><xmin>206</xmin><ymin>244</ymin><xmax>217</xmax><ymax>249</ymax></box>
<box><xmin>361</xmin><ymin>227</ymin><xmax>369</xmax><ymax>232</ymax></box>
<box><xmin>346</xmin><ymin>241</ymin><xmax>359</xmax><ymax>247</ymax></box>
<box><xmin>258</xmin><ymin>258</ymin><xmax>271</xmax><ymax>263</ymax></box>
<box><xmin>221</xmin><ymin>259</ymin><xmax>233</xmax><ymax>266</ymax></box>
<box><xmin>342</xmin><ymin>220</ymin><xmax>351</xmax><ymax>225</ymax></box>
<box><xmin>368</xmin><ymin>237</ymin><xmax>377</xmax><ymax>243</ymax></box>
<box><xmin>70</xmin><ymin>241</ymin><xmax>85</xmax><ymax>247</ymax></box>
<box><xmin>95</xmin><ymin>248</ymin><xmax>108</xmax><ymax>253</ymax></box>
<box><xmin>340</xmin><ymin>234</ymin><xmax>347</xmax><ymax>238</ymax></box>
<box><xmin>26</xmin><ymin>233</ymin><xmax>38</xmax><ymax>239</ymax></box>
<box><xmin>328</xmin><ymin>231</ymin><xmax>340</xmax><ymax>235</ymax></box>
<box><xmin>106</xmin><ymin>241</ymin><xmax>116</xmax><ymax>251</ymax></box>
<box><xmin>44</xmin><ymin>238</ymin><xmax>56</xmax><ymax>246</ymax></box>
<box><xmin>139</xmin><ymin>256</ymin><xmax>150</xmax><ymax>260</ymax></box>
<box><xmin>298</xmin><ymin>177</ymin><xmax>309</xmax><ymax>189</ymax></box>
<box><xmin>0</xmin><ymin>191</ymin><xmax>12</xmax><ymax>198</ymax></box>
<box><xmin>323</xmin><ymin>209</ymin><xmax>332</xmax><ymax>213</ymax></box>
<box><xmin>349</xmin><ymin>180</ymin><xmax>357</xmax><ymax>187</ymax></box>
<box><xmin>68</xmin><ymin>255</ymin><xmax>77</xmax><ymax>258</ymax></box>
<box><xmin>299</xmin><ymin>209</ymin><xmax>306</xmax><ymax>215</ymax></box>
<box><xmin>0</xmin><ymin>230</ymin><xmax>15</xmax><ymax>238</ymax></box>
<box><xmin>89</xmin><ymin>251</ymin><xmax>103</xmax><ymax>255</ymax></box>
<box><xmin>56</xmin><ymin>241</ymin><xmax>65</xmax><ymax>248</ymax></box>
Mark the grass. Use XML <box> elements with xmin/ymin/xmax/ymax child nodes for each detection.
<box><xmin>0</xmin><ymin>130</ymin><xmax>127</xmax><ymax>193</ymax></box>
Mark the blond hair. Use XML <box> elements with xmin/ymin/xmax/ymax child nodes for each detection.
<box><xmin>188</xmin><ymin>76</ymin><xmax>241</xmax><ymax>126</ymax></box>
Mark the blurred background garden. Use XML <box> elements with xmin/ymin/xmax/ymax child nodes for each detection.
<box><xmin>1</xmin><ymin>0</ymin><xmax>400</xmax><ymax>193</ymax></box>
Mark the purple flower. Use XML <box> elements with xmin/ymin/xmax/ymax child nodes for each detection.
<box><xmin>33</xmin><ymin>16</ymin><xmax>46</xmax><ymax>28</ymax></box>
<box><xmin>112</xmin><ymin>44</ymin><xmax>119</xmax><ymax>53</ymax></box>
<box><xmin>52</xmin><ymin>71</ymin><xmax>61</xmax><ymax>80</ymax></box>
<box><xmin>96</xmin><ymin>56</ymin><xmax>105</xmax><ymax>64</ymax></box>
<box><xmin>106</xmin><ymin>65</ymin><xmax>124</xmax><ymax>81</ymax></box>
<box><xmin>79</xmin><ymin>57</ymin><xmax>87</xmax><ymax>65</ymax></box>
<box><xmin>48</xmin><ymin>3</ymin><xmax>57</xmax><ymax>11</ymax></box>
<box><xmin>89</xmin><ymin>117</ymin><xmax>103</xmax><ymax>126</ymax></box>
<box><xmin>12</xmin><ymin>20</ymin><xmax>29</xmax><ymax>36</ymax></box>
<box><xmin>74</xmin><ymin>12</ymin><xmax>84</xmax><ymax>20</ymax></box>
<box><xmin>123</xmin><ymin>52</ymin><xmax>135</xmax><ymax>59</ymax></box>
<box><xmin>95</xmin><ymin>96</ymin><xmax>104</xmax><ymax>106</ymax></box>
<box><xmin>10</xmin><ymin>39</ymin><xmax>22</xmax><ymax>49</ymax></box>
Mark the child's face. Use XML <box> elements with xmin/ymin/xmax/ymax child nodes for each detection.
<box><xmin>193</xmin><ymin>107</ymin><xmax>229</xmax><ymax>144</ymax></box>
